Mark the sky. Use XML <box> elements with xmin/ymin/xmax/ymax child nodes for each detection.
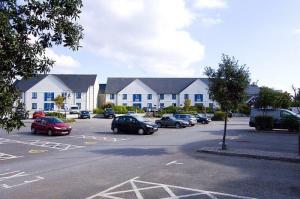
<box><xmin>48</xmin><ymin>0</ymin><xmax>300</xmax><ymax>93</ymax></box>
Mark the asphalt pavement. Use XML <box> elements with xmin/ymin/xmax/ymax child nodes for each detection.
<box><xmin>0</xmin><ymin>117</ymin><xmax>299</xmax><ymax>199</ymax></box>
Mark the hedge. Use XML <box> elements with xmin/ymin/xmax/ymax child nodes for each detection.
<box><xmin>93</xmin><ymin>108</ymin><xmax>104</xmax><ymax>114</ymax></box>
<box><xmin>45</xmin><ymin>112</ymin><xmax>66</xmax><ymax>119</ymax></box>
<box><xmin>211</xmin><ymin>111</ymin><xmax>226</xmax><ymax>121</ymax></box>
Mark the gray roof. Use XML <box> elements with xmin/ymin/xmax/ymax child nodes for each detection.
<box><xmin>105</xmin><ymin>78</ymin><xmax>209</xmax><ymax>94</ymax></box>
<box><xmin>246</xmin><ymin>85</ymin><xmax>260</xmax><ymax>96</ymax></box>
<box><xmin>15</xmin><ymin>74</ymin><xmax>97</xmax><ymax>92</ymax></box>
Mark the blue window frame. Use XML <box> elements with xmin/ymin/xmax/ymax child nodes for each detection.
<box><xmin>184</xmin><ymin>94</ymin><xmax>189</xmax><ymax>100</ymax></box>
<box><xmin>160</xmin><ymin>94</ymin><xmax>164</xmax><ymax>100</ymax></box>
<box><xmin>194</xmin><ymin>94</ymin><xmax>203</xmax><ymax>102</ymax></box>
<box><xmin>32</xmin><ymin>103</ymin><xmax>37</xmax><ymax>109</ymax></box>
<box><xmin>44</xmin><ymin>92</ymin><xmax>54</xmax><ymax>101</ymax></box>
<box><xmin>62</xmin><ymin>92</ymin><xmax>67</xmax><ymax>98</ymax></box>
<box><xmin>110</xmin><ymin>94</ymin><xmax>115</xmax><ymax>100</ymax></box>
<box><xmin>32</xmin><ymin>92</ymin><xmax>37</xmax><ymax>99</ymax></box>
<box><xmin>147</xmin><ymin>103</ymin><xmax>152</xmax><ymax>108</ymax></box>
<box><xmin>133</xmin><ymin>103</ymin><xmax>141</xmax><ymax>109</ymax></box>
<box><xmin>172</xmin><ymin>94</ymin><xmax>176</xmax><ymax>100</ymax></box>
<box><xmin>76</xmin><ymin>92</ymin><xmax>81</xmax><ymax>99</ymax></box>
<box><xmin>122</xmin><ymin>94</ymin><xmax>127</xmax><ymax>100</ymax></box>
<box><xmin>133</xmin><ymin>94</ymin><xmax>141</xmax><ymax>102</ymax></box>
<box><xmin>147</xmin><ymin>94</ymin><xmax>152</xmax><ymax>100</ymax></box>
<box><xmin>160</xmin><ymin>103</ymin><xmax>164</xmax><ymax>108</ymax></box>
<box><xmin>76</xmin><ymin>103</ymin><xmax>81</xmax><ymax>110</ymax></box>
<box><xmin>44</xmin><ymin>103</ymin><xmax>54</xmax><ymax>111</ymax></box>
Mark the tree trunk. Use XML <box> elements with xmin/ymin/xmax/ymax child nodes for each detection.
<box><xmin>221</xmin><ymin>111</ymin><xmax>228</xmax><ymax>150</ymax></box>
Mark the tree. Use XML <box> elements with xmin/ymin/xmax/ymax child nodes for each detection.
<box><xmin>274</xmin><ymin>92</ymin><xmax>292</xmax><ymax>109</ymax></box>
<box><xmin>184</xmin><ymin>99</ymin><xmax>191</xmax><ymax>111</ymax></box>
<box><xmin>54</xmin><ymin>95</ymin><xmax>65</xmax><ymax>112</ymax></box>
<box><xmin>292</xmin><ymin>85</ymin><xmax>300</xmax><ymax>108</ymax></box>
<box><xmin>0</xmin><ymin>0</ymin><xmax>83</xmax><ymax>132</ymax></box>
<box><xmin>204</xmin><ymin>54</ymin><xmax>250</xmax><ymax>150</ymax></box>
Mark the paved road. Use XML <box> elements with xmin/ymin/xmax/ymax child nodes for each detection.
<box><xmin>0</xmin><ymin>118</ymin><xmax>299</xmax><ymax>199</ymax></box>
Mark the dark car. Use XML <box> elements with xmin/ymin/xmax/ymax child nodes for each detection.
<box><xmin>104</xmin><ymin>108</ymin><xmax>115</xmax><ymax>118</ymax></box>
<box><xmin>111</xmin><ymin>115</ymin><xmax>158</xmax><ymax>135</ymax></box>
<box><xmin>195</xmin><ymin>114</ymin><xmax>211</xmax><ymax>124</ymax></box>
<box><xmin>31</xmin><ymin>117</ymin><xmax>72</xmax><ymax>136</ymax></box>
<box><xmin>173</xmin><ymin>114</ymin><xmax>197</xmax><ymax>126</ymax></box>
<box><xmin>78</xmin><ymin>111</ymin><xmax>91</xmax><ymax>119</ymax></box>
<box><xmin>155</xmin><ymin>116</ymin><xmax>189</xmax><ymax>128</ymax></box>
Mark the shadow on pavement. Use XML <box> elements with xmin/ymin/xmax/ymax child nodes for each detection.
<box><xmin>90</xmin><ymin>147</ymin><xmax>169</xmax><ymax>156</ymax></box>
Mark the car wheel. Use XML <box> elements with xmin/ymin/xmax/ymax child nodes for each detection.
<box><xmin>113</xmin><ymin>127</ymin><xmax>119</xmax><ymax>134</ymax></box>
<box><xmin>47</xmin><ymin>129</ymin><xmax>53</xmax><ymax>136</ymax></box>
<box><xmin>157</xmin><ymin>123</ymin><xmax>162</xmax><ymax>128</ymax></box>
<box><xmin>138</xmin><ymin>128</ymin><xmax>145</xmax><ymax>135</ymax></box>
<box><xmin>201</xmin><ymin>121</ymin><xmax>206</xmax><ymax>124</ymax></box>
<box><xmin>31</xmin><ymin>127</ymin><xmax>36</xmax><ymax>134</ymax></box>
<box><xmin>175</xmin><ymin>123</ymin><xmax>180</xmax><ymax>129</ymax></box>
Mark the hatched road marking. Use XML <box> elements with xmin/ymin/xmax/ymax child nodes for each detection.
<box><xmin>0</xmin><ymin>153</ymin><xmax>22</xmax><ymax>161</ymax></box>
<box><xmin>69</xmin><ymin>135</ymin><xmax>129</xmax><ymax>142</ymax></box>
<box><xmin>86</xmin><ymin>177</ymin><xmax>257</xmax><ymax>199</ymax></box>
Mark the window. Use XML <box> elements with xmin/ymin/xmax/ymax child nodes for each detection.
<box><xmin>147</xmin><ymin>103</ymin><xmax>152</xmax><ymax>108</ymax></box>
<box><xmin>209</xmin><ymin>103</ymin><xmax>214</xmax><ymax>109</ymax></box>
<box><xmin>147</xmin><ymin>94</ymin><xmax>152</xmax><ymax>100</ymax></box>
<box><xmin>76</xmin><ymin>92</ymin><xmax>81</xmax><ymax>99</ymax></box>
<box><xmin>122</xmin><ymin>94</ymin><xmax>127</xmax><ymax>100</ymax></box>
<box><xmin>76</xmin><ymin>103</ymin><xmax>81</xmax><ymax>110</ymax></box>
<box><xmin>133</xmin><ymin>103</ymin><xmax>141</xmax><ymax>109</ymax></box>
<box><xmin>122</xmin><ymin>103</ymin><xmax>127</xmax><ymax>107</ymax></box>
<box><xmin>62</xmin><ymin>92</ymin><xmax>67</xmax><ymax>98</ymax></box>
<box><xmin>172</xmin><ymin>103</ymin><xmax>176</xmax><ymax>107</ymax></box>
<box><xmin>160</xmin><ymin>103</ymin><xmax>164</xmax><ymax>108</ymax></box>
<box><xmin>110</xmin><ymin>94</ymin><xmax>115</xmax><ymax>100</ymax></box>
<box><xmin>32</xmin><ymin>92</ymin><xmax>37</xmax><ymax>99</ymax></box>
<box><xmin>172</xmin><ymin>94</ymin><xmax>176</xmax><ymax>100</ymax></box>
<box><xmin>184</xmin><ymin>94</ymin><xmax>189</xmax><ymax>100</ymax></box>
<box><xmin>194</xmin><ymin>94</ymin><xmax>203</xmax><ymax>102</ymax></box>
<box><xmin>44</xmin><ymin>103</ymin><xmax>54</xmax><ymax>111</ymax></box>
<box><xmin>160</xmin><ymin>94</ymin><xmax>164</xmax><ymax>100</ymax></box>
<box><xmin>19</xmin><ymin>93</ymin><xmax>23</xmax><ymax>99</ymax></box>
<box><xmin>44</xmin><ymin>92</ymin><xmax>54</xmax><ymax>101</ymax></box>
<box><xmin>32</xmin><ymin>103</ymin><xmax>37</xmax><ymax>109</ymax></box>
<box><xmin>133</xmin><ymin>94</ymin><xmax>142</xmax><ymax>102</ymax></box>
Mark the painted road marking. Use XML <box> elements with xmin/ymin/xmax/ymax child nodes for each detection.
<box><xmin>0</xmin><ymin>138</ymin><xmax>84</xmax><ymax>151</ymax></box>
<box><xmin>84</xmin><ymin>140</ymin><xmax>97</xmax><ymax>145</ymax></box>
<box><xmin>28</xmin><ymin>149</ymin><xmax>48</xmax><ymax>154</ymax></box>
<box><xmin>69</xmin><ymin>135</ymin><xmax>129</xmax><ymax>142</ymax></box>
<box><xmin>0</xmin><ymin>153</ymin><xmax>22</xmax><ymax>161</ymax></box>
<box><xmin>0</xmin><ymin>170</ymin><xmax>44</xmax><ymax>189</ymax></box>
<box><xmin>86</xmin><ymin>177</ymin><xmax>256</xmax><ymax>199</ymax></box>
<box><xmin>166</xmin><ymin>160</ymin><xmax>183</xmax><ymax>166</ymax></box>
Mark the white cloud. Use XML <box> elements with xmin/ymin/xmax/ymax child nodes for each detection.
<box><xmin>201</xmin><ymin>17</ymin><xmax>222</xmax><ymax>25</ymax></box>
<box><xmin>295</xmin><ymin>28</ymin><xmax>300</xmax><ymax>34</ymax></box>
<box><xmin>80</xmin><ymin>0</ymin><xmax>205</xmax><ymax>76</ymax></box>
<box><xmin>46</xmin><ymin>49</ymin><xmax>80</xmax><ymax>73</ymax></box>
<box><xmin>194</xmin><ymin>0</ymin><xmax>227</xmax><ymax>9</ymax></box>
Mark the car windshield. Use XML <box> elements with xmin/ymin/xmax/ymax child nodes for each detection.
<box><xmin>71</xmin><ymin>107</ymin><xmax>78</xmax><ymax>110</ymax></box>
<box><xmin>134</xmin><ymin>116</ymin><xmax>148</xmax><ymax>122</ymax></box>
<box><xmin>169</xmin><ymin>116</ymin><xmax>177</xmax><ymax>120</ymax></box>
<box><xmin>81</xmin><ymin>111</ymin><xmax>89</xmax><ymax>114</ymax></box>
<box><xmin>47</xmin><ymin>117</ymin><xmax>63</xmax><ymax>124</ymax></box>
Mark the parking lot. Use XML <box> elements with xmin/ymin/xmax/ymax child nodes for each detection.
<box><xmin>0</xmin><ymin>117</ymin><xmax>299</xmax><ymax>199</ymax></box>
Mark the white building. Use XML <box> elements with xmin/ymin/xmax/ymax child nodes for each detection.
<box><xmin>15</xmin><ymin>74</ymin><xmax>98</xmax><ymax>112</ymax></box>
<box><xmin>103</xmin><ymin>78</ymin><xmax>217</xmax><ymax>109</ymax></box>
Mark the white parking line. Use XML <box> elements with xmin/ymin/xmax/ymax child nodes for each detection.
<box><xmin>0</xmin><ymin>153</ymin><xmax>22</xmax><ymax>161</ymax></box>
<box><xmin>0</xmin><ymin>138</ymin><xmax>84</xmax><ymax>151</ymax></box>
<box><xmin>69</xmin><ymin>135</ymin><xmax>129</xmax><ymax>142</ymax></box>
<box><xmin>86</xmin><ymin>177</ymin><xmax>256</xmax><ymax>199</ymax></box>
<box><xmin>166</xmin><ymin>160</ymin><xmax>183</xmax><ymax>166</ymax></box>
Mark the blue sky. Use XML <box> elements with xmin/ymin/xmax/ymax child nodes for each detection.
<box><xmin>48</xmin><ymin>0</ymin><xmax>300</xmax><ymax>92</ymax></box>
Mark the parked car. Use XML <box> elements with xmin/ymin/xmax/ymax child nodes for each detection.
<box><xmin>31</xmin><ymin>117</ymin><xmax>72</xmax><ymax>136</ymax></box>
<box><xmin>249</xmin><ymin>108</ymin><xmax>300</xmax><ymax>128</ymax></box>
<box><xmin>104</xmin><ymin>108</ymin><xmax>115</xmax><ymax>118</ymax></box>
<box><xmin>69</xmin><ymin>105</ymin><xmax>80</xmax><ymax>114</ymax></box>
<box><xmin>155</xmin><ymin>116</ymin><xmax>189</xmax><ymax>128</ymax></box>
<box><xmin>111</xmin><ymin>115</ymin><xmax>158</xmax><ymax>135</ymax></box>
<box><xmin>126</xmin><ymin>111</ymin><xmax>136</xmax><ymax>115</ymax></box>
<box><xmin>32</xmin><ymin>111</ymin><xmax>45</xmax><ymax>119</ymax></box>
<box><xmin>173</xmin><ymin>114</ymin><xmax>197</xmax><ymax>126</ymax></box>
<box><xmin>78</xmin><ymin>111</ymin><xmax>91</xmax><ymax>119</ymax></box>
<box><xmin>195</xmin><ymin>113</ymin><xmax>211</xmax><ymax>124</ymax></box>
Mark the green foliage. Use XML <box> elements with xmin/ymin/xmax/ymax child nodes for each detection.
<box><xmin>254</xmin><ymin>116</ymin><xmax>274</xmax><ymax>130</ymax></box>
<box><xmin>292</xmin><ymin>86</ymin><xmax>300</xmax><ymax>107</ymax></box>
<box><xmin>162</xmin><ymin>106</ymin><xmax>183</xmax><ymax>114</ymax></box>
<box><xmin>281</xmin><ymin>116</ymin><xmax>300</xmax><ymax>132</ymax></box>
<box><xmin>205</xmin><ymin>107</ymin><xmax>214</xmax><ymax>113</ymax></box>
<box><xmin>54</xmin><ymin>95</ymin><xmax>65</xmax><ymax>110</ymax></box>
<box><xmin>62</xmin><ymin>118</ymin><xmax>75</xmax><ymax>123</ymax></box>
<box><xmin>0</xmin><ymin>0</ymin><xmax>83</xmax><ymax>132</ymax></box>
<box><xmin>45</xmin><ymin>112</ymin><xmax>66</xmax><ymax>119</ymax></box>
<box><xmin>184</xmin><ymin>99</ymin><xmax>191</xmax><ymax>111</ymax></box>
<box><xmin>195</xmin><ymin>103</ymin><xmax>205</xmax><ymax>113</ymax></box>
<box><xmin>238</xmin><ymin>104</ymin><xmax>251</xmax><ymax>116</ymax></box>
<box><xmin>93</xmin><ymin>108</ymin><xmax>104</xmax><ymax>114</ymax></box>
<box><xmin>102</xmin><ymin>103</ymin><xmax>115</xmax><ymax>109</ymax></box>
<box><xmin>255</xmin><ymin>87</ymin><xmax>292</xmax><ymax>109</ymax></box>
<box><xmin>211</xmin><ymin>111</ymin><xmax>226</xmax><ymax>121</ymax></box>
<box><xmin>113</xmin><ymin>106</ymin><xmax>127</xmax><ymax>114</ymax></box>
<box><xmin>204</xmin><ymin>54</ymin><xmax>251</xmax><ymax>112</ymax></box>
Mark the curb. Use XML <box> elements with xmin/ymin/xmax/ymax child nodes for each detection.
<box><xmin>198</xmin><ymin>147</ymin><xmax>300</xmax><ymax>163</ymax></box>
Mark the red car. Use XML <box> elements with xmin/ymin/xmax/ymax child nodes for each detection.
<box><xmin>31</xmin><ymin>117</ymin><xmax>72</xmax><ymax>136</ymax></box>
<box><xmin>32</xmin><ymin>111</ymin><xmax>45</xmax><ymax>119</ymax></box>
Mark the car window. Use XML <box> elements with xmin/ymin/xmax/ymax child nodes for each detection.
<box><xmin>46</xmin><ymin>118</ymin><xmax>63</xmax><ymax>124</ymax></box>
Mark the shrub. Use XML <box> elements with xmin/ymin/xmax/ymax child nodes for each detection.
<box><xmin>62</xmin><ymin>118</ymin><xmax>75</xmax><ymax>123</ymax></box>
<box><xmin>113</xmin><ymin>106</ymin><xmax>127</xmax><ymax>114</ymax></box>
<box><xmin>195</xmin><ymin>103</ymin><xmax>205</xmax><ymax>113</ymax></box>
<box><xmin>281</xmin><ymin>116</ymin><xmax>300</xmax><ymax>132</ymax></box>
<box><xmin>206</xmin><ymin>107</ymin><xmax>214</xmax><ymax>113</ymax></box>
<box><xmin>254</xmin><ymin>116</ymin><xmax>274</xmax><ymax>130</ymax></box>
<box><xmin>45</xmin><ymin>112</ymin><xmax>66</xmax><ymax>119</ymax></box>
<box><xmin>102</xmin><ymin>103</ymin><xmax>114</xmax><ymax>109</ymax></box>
<box><xmin>93</xmin><ymin>108</ymin><xmax>104</xmax><ymax>114</ymax></box>
<box><xmin>163</xmin><ymin>106</ymin><xmax>182</xmax><ymax>114</ymax></box>
<box><xmin>238</xmin><ymin>104</ymin><xmax>251</xmax><ymax>116</ymax></box>
<box><xmin>211</xmin><ymin>111</ymin><xmax>225</xmax><ymax>121</ymax></box>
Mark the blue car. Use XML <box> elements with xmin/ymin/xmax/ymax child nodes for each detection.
<box><xmin>78</xmin><ymin>111</ymin><xmax>91</xmax><ymax>119</ymax></box>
